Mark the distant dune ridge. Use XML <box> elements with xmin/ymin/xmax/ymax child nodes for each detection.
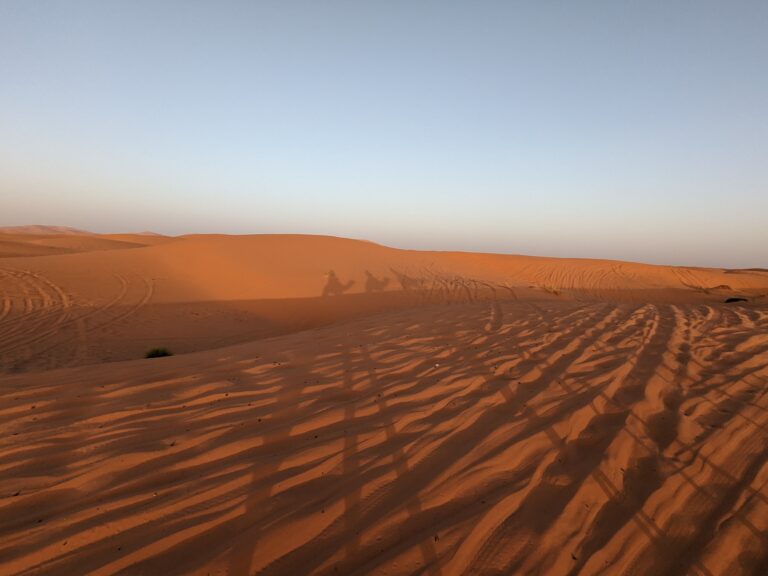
<box><xmin>0</xmin><ymin>227</ymin><xmax>170</xmax><ymax>259</ymax></box>
<box><xmin>0</xmin><ymin>224</ymin><xmax>94</xmax><ymax>235</ymax></box>
<box><xmin>1</xmin><ymin>229</ymin><xmax>767</xmax><ymax>575</ymax></box>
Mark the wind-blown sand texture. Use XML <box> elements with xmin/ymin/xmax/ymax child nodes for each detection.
<box><xmin>1</xmin><ymin>233</ymin><xmax>767</xmax><ymax>575</ymax></box>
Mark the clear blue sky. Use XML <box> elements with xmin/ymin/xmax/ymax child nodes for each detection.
<box><xmin>1</xmin><ymin>1</ymin><xmax>766</xmax><ymax>267</ymax></box>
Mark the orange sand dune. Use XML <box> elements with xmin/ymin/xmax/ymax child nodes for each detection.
<box><xmin>1</xmin><ymin>233</ymin><xmax>767</xmax><ymax>575</ymax></box>
<box><xmin>1</xmin><ymin>299</ymin><xmax>767</xmax><ymax>574</ymax></box>
<box><xmin>0</xmin><ymin>232</ymin><xmax>171</xmax><ymax>259</ymax></box>
<box><xmin>0</xmin><ymin>225</ymin><xmax>93</xmax><ymax>236</ymax></box>
<box><xmin>1</xmin><ymin>234</ymin><xmax>766</xmax><ymax>372</ymax></box>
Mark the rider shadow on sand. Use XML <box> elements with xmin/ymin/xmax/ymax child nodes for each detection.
<box><xmin>364</xmin><ymin>270</ymin><xmax>389</xmax><ymax>293</ymax></box>
<box><xmin>321</xmin><ymin>270</ymin><xmax>355</xmax><ymax>297</ymax></box>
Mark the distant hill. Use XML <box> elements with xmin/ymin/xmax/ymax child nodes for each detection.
<box><xmin>0</xmin><ymin>224</ymin><xmax>93</xmax><ymax>235</ymax></box>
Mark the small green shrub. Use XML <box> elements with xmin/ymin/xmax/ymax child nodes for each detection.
<box><xmin>145</xmin><ymin>347</ymin><xmax>173</xmax><ymax>359</ymax></box>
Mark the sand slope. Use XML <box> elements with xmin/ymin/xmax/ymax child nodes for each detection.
<box><xmin>0</xmin><ymin>232</ymin><xmax>171</xmax><ymax>259</ymax></box>
<box><xmin>1</xmin><ymin>233</ymin><xmax>767</xmax><ymax>575</ymax></box>
<box><xmin>1</xmin><ymin>234</ymin><xmax>766</xmax><ymax>373</ymax></box>
<box><xmin>0</xmin><ymin>225</ymin><xmax>93</xmax><ymax>236</ymax></box>
<box><xmin>1</xmin><ymin>299</ymin><xmax>767</xmax><ymax>575</ymax></box>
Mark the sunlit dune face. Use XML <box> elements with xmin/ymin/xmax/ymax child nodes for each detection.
<box><xmin>2</xmin><ymin>296</ymin><xmax>767</xmax><ymax>574</ymax></box>
<box><xmin>1</xmin><ymin>233</ymin><xmax>766</xmax><ymax>373</ymax></box>
<box><xmin>1</xmin><ymin>233</ymin><xmax>767</xmax><ymax>575</ymax></box>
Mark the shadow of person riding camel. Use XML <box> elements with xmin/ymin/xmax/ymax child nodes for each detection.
<box><xmin>321</xmin><ymin>270</ymin><xmax>355</xmax><ymax>297</ymax></box>
<box><xmin>364</xmin><ymin>270</ymin><xmax>390</xmax><ymax>293</ymax></box>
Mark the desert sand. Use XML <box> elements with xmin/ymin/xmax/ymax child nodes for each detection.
<box><xmin>1</xmin><ymin>230</ymin><xmax>767</xmax><ymax>575</ymax></box>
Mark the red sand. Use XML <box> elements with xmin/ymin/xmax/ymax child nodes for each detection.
<box><xmin>1</xmin><ymin>232</ymin><xmax>767</xmax><ymax>574</ymax></box>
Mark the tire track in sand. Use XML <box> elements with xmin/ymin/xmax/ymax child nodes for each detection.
<box><xmin>14</xmin><ymin>274</ymin><xmax>153</xmax><ymax>371</ymax></box>
<box><xmin>0</xmin><ymin>272</ymin><xmax>149</xmax><ymax>371</ymax></box>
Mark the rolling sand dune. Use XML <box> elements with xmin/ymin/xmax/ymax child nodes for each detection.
<box><xmin>0</xmin><ymin>225</ymin><xmax>94</xmax><ymax>236</ymax></box>
<box><xmin>1</xmin><ymin>233</ymin><xmax>768</xmax><ymax>575</ymax></box>
<box><xmin>1</xmin><ymin>233</ymin><xmax>766</xmax><ymax>373</ymax></box>
<box><xmin>0</xmin><ymin>232</ymin><xmax>171</xmax><ymax>259</ymax></box>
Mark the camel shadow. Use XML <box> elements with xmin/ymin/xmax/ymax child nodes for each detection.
<box><xmin>364</xmin><ymin>270</ymin><xmax>389</xmax><ymax>293</ymax></box>
<box><xmin>321</xmin><ymin>270</ymin><xmax>355</xmax><ymax>297</ymax></box>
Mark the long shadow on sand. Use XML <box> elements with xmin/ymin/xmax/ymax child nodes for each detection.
<box><xmin>1</xmin><ymin>298</ymin><xmax>767</xmax><ymax>574</ymax></box>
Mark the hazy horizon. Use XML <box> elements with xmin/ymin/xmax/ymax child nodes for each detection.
<box><xmin>2</xmin><ymin>1</ymin><xmax>767</xmax><ymax>268</ymax></box>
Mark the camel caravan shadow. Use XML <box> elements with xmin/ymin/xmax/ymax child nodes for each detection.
<box><xmin>322</xmin><ymin>269</ymin><xmax>392</xmax><ymax>296</ymax></box>
<box><xmin>308</xmin><ymin>267</ymin><xmax>521</xmax><ymax>343</ymax></box>
<box><xmin>321</xmin><ymin>267</ymin><xmax>514</xmax><ymax>305</ymax></box>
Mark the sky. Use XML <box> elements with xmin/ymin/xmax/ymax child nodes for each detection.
<box><xmin>1</xmin><ymin>1</ymin><xmax>766</xmax><ymax>267</ymax></box>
